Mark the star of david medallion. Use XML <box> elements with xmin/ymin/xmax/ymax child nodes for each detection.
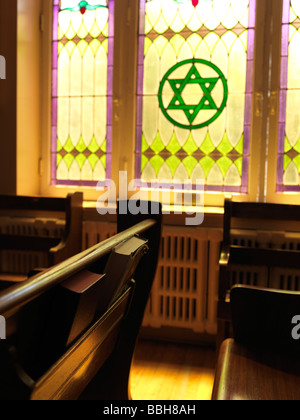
<box><xmin>158</xmin><ymin>59</ymin><xmax>228</xmax><ymax>130</ymax></box>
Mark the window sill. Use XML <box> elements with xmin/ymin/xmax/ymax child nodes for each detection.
<box><xmin>83</xmin><ymin>201</ymin><xmax>224</xmax><ymax>228</ymax></box>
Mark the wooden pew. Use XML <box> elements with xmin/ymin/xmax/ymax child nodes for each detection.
<box><xmin>0</xmin><ymin>200</ymin><xmax>162</xmax><ymax>400</ymax></box>
<box><xmin>0</xmin><ymin>192</ymin><xmax>83</xmax><ymax>288</ymax></box>
<box><xmin>217</xmin><ymin>197</ymin><xmax>300</xmax><ymax>348</ymax></box>
<box><xmin>212</xmin><ymin>285</ymin><xmax>300</xmax><ymax>400</ymax></box>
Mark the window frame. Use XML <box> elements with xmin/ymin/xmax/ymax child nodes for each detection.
<box><xmin>38</xmin><ymin>0</ymin><xmax>299</xmax><ymax>207</ymax></box>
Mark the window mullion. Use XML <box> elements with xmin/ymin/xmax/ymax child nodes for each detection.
<box><xmin>111</xmin><ymin>0</ymin><xmax>139</xmax><ymax>195</ymax></box>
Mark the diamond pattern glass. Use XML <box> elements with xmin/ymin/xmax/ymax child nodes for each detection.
<box><xmin>51</xmin><ymin>0</ymin><xmax>113</xmax><ymax>186</ymax></box>
<box><xmin>277</xmin><ymin>0</ymin><xmax>300</xmax><ymax>192</ymax></box>
<box><xmin>136</xmin><ymin>0</ymin><xmax>256</xmax><ymax>193</ymax></box>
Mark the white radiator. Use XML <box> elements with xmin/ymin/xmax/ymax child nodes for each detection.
<box><xmin>82</xmin><ymin>222</ymin><xmax>222</xmax><ymax>336</ymax></box>
<box><xmin>229</xmin><ymin>229</ymin><xmax>300</xmax><ymax>291</ymax></box>
<box><xmin>0</xmin><ymin>217</ymin><xmax>65</xmax><ymax>274</ymax></box>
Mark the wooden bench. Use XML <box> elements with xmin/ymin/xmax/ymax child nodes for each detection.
<box><xmin>0</xmin><ymin>200</ymin><xmax>162</xmax><ymax>400</ymax></box>
<box><xmin>212</xmin><ymin>285</ymin><xmax>300</xmax><ymax>400</ymax></box>
<box><xmin>217</xmin><ymin>197</ymin><xmax>300</xmax><ymax>348</ymax></box>
<box><xmin>0</xmin><ymin>193</ymin><xmax>83</xmax><ymax>288</ymax></box>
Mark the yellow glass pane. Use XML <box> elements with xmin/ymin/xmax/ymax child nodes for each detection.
<box><xmin>69</xmin><ymin>97</ymin><xmax>81</xmax><ymax>146</ymax></box>
<box><xmin>57</xmin><ymin>47</ymin><xmax>70</xmax><ymax>97</ymax></box>
<box><xmin>82</xmin><ymin>97</ymin><xmax>94</xmax><ymax>147</ymax></box>
<box><xmin>231</xmin><ymin>0</ymin><xmax>249</xmax><ymax>26</ymax></box>
<box><xmin>286</xmin><ymin>90</ymin><xmax>300</xmax><ymax>147</ymax></box>
<box><xmin>82</xmin><ymin>46</ymin><xmax>95</xmax><ymax>96</ymax></box>
<box><xmin>69</xmin><ymin>47</ymin><xmax>82</xmax><ymax>96</ymax></box>
<box><xmin>287</xmin><ymin>29</ymin><xmax>300</xmax><ymax>90</ymax></box>
<box><xmin>228</xmin><ymin>38</ymin><xmax>247</xmax><ymax>93</ymax></box>
<box><xmin>160</xmin><ymin>42</ymin><xmax>177</xmax><ymax>77</ymax></box>
<box><xmin>153</xmin><ymin>12</ymin><xmax>169</xmax><ymax>34</ymax></box>
<box><xmin>96</xmin><ymin>7</ymin><xmax>109</xmax><ymax>33</ymax></box>
<box><xmin>57</xmin><ymin>98</ymin><xmax>70</xmax><ymax>147</ymax></box>
<box><xmin>95</xmin><ymin>44</ymin><xmax>108</xmax><ymax>96</ymax></box>
<box><xmin>170</xmin><ymin>11</ymin><xmax>185</xmax><ymax>33</ymax></box>
<box><xmin>57</xmin><ymin>159</ymin><xmax>69</xmax><ymax>180</ymax></box>
<box><xmin>144</xmin><ymin>44</ymin><xmax>160</xmax><ymax>94</ymax></box>
<box><xmin>221</xmin><ymin>31</ymin><xmax>238</xmax><ymax>53</ymax></box>
<box><xmin>146</xmin><ymin>0</ymin><xmax>161</xmax><ymax>30</ymax></box>
<box><xmin>177</xmin><ymin>39</ymin><xmax>193</xmax><ymax>61</ymax></box>
<box><xmin>153</xmin><ymin>35</ymin><xmax>169</xmax><ymax>57</ymax></box>
<box><xmin>227</xmin><ymin>94</ymin><xmax>245</xmax><ymax>147</ymax></box>
<box><xmin>186</xmin><ymin>33</ymin><xmax>202</xmax><ymax>56</ymax></box>
<box><xmin>94</xmin><ymin>97</ymin><xmax>107</xmax><ymax>147</ymax></box>
<box><xmin>224</xmin><ymin>164</ymin><xmax>241</xmax><ymax>186</ymax></box>
<box><xmin>187</xmin><ymin>8</ymin><xmax>203</xmax><ymax>31</ymax></box>
<box><xmin>143</xmin><ymin>96</ymin><xmax>159</xmax><ymax>145</ymax></box>
<box><xmin>209</xmin><ymin>107</ymin><xmax>226</xmax><ymax>147</ymax></box>
<box><xmin>291</xmin><ymin>0</ymin><xmax>300</xmax><ymax>19</ymax></box>
<box><xmin>69</xmin><ymin>159</ymin><xmax>81</xmax><ymax>180</ymax></box>
<box><xmin>161</xmin><ymin>0</ymin><xmax>178</xmax><ymax>27</ymax></box>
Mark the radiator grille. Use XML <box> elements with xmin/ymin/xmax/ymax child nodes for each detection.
<box><xmin>0</xmin><ymin>217</ymin><xmax>65</xmax><ymax>274</ymax></box>
<box><xmin>229</xmin><ymin>229</ymin><xmax>300</xmax><ymax>291</ymax></box>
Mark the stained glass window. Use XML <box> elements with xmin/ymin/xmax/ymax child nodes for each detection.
<box><xmin>277</xmin><ymin>0</ymin><xmax>300</xmax><ymax>192</ymax></box>
<box><xmin>51</xmin><ymin>0</ymin><xmax>114</xmax><ymax>186</ymax></box>
<box><xmin>136</xmin><ymin>0</ymin><xmax>256</xmax><ymax>193</ymax></box>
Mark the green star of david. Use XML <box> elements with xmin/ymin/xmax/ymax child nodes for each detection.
<box><xmin>158</xmin><ymin>59</ymin><xmax>228</xmax><ymax>130</ymax></box>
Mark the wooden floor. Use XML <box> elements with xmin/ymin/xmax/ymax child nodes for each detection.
<box><xmin>130</xmin><ymin>339</ymin><xmax>217</xmax><ymax>401</ymax></box>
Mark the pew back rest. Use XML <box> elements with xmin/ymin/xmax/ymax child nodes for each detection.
<box><xmin>220</xmin><ymin>197</ymin><xmax>300</xmax><ymax>299</ymax></box>
<box><xmin>0</xmin><ymin>193</ymin><xmax>83</xmax><ymax>273</ymax></box>
<box><xmin>217</xmin><ymin>197</ymin><xmax>300</xmax><ymax>348</ymax></box>
<box><xmin>0</xmin><ymin>201</ymin><xmax>162</xmax><ymax>400</ymax></box>
<box><xmin>231</xmin><ymin>285</ymin><xmax>300</xmax><ymax>356</ymax></box>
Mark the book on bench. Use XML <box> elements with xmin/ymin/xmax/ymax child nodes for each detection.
<box><xmin>17</xmin><ymin>234</ymin><xmax>148</xmax><ymax>379</ymax></box>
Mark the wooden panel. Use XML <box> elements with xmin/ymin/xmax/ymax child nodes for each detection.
<box><xmin>31</xmin><ymin>287</ymin><xmax>132</xmax><ymax>400</ymax></box>
<box><xmin>212</xmin><ymin>339</ymin><xmax>300</xmax><ymax>401</ymax></box>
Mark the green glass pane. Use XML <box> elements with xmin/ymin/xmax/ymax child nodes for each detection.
<box><xmin>293</xmin><ymin>154</ymin><xmax>300</xmax><ymax>173</ymax></box>
<box><xmin>234</xmin><ymin>135</ymin><xmax>244</xmax><ymax>155</ymax></box>
<box><xmin>217</xmin><ymin>156</ymin><xmax>233</xmax><ymax>178</ymax></box>
<box><xmin>200</xmin><ymin>156</ymin><xmax>215</xmax><ymax>178</ymax></box>
<box><xmin>141</xmin><ymin>155</ymin><xmax>149</xmax><ymax>172</ymax></box>
<box><xmin>151</xmin><ymin>133</ymin><xmax>165</xmax><ymax>154</ymax></box>
<box><xmin>285</xmin><ymin>136</ymin><xmax>292</xmax><ymax>153</ymax></box>
<box><xmin>100</xmin><ymin>139</ymin><xmax>107</xmax><ymax>153</ymax></box>
<box><xmin>64</xmin><ymin>137</ymin><xmax>75</xmax><ymax>153</ymax></box>
<box><xmin>166</xmin><ymin>155</ymin><xmax>181</xmax><ymax>176</ymax></box>
<box><xmin>284</xmin><ymin>155</ymin><xmax>291</xmax><ymax>171</ymax></box>
<box><xmin>182</xmin><ymin>134</ymin><xmax>198</xmax><ymax>155</ymax></box>
<box><xmin>150</xmin><ymin>155</ymin><xmax>165</xmax><ymax>174</ymax></box>
<box><xmin>88</xmin><ymin>153</ymin><xmax>99</xmax><ymax>170</ymax></box>
<box><xmin>217</xmin><ymin>133</ymin><xmax>234</xmax><ymax>156</ymax></box>
<box><xmin>293</xmin><ymin>138</ymin><xmax>300</xmax><ymax>154</ymax></box>
<box><xmin>57</xmin><ymin>154</ymin><xmax>63</xmax><ymax>167</ymax></box>
<box><xmin>182</xmin><ymin>156</ymin><xmax>198</xmax><ymax>176</ymax></box>
<box><xmin>234</xmin><ymin>157</ymin><xmax>243</xmax><ymax>176</ymax></box>
<box><xmin>76</xmin><ymin>137</ymin><xmax>87</xmax><ymax>153</ymax></box>
<box><xmin>166</xmin><ymin>133</ymin><xmax>181</xmax><ymax>155</ymax></box>
<box><xmin>100</xmin><ymin>154</ymin><xmax>107</xmax><ymax>169</ymax></box>
<box><xmin>76</xmin><ymin>153</ymin><xmax>87</xmax><ymax>169</ymax></box>
<box><xmin>64</xmin><ymin>153</ymin><xmax>75</xmax><ymax>169</ymax></box>
<box><xmin>57</xmin><ymin>139</ymin><xmax>63</xmax><ymax>153</ymax></box>
<box><xmin>200</xmin><ymin>133</ymin><xmax>215</xmax><ymax>155</ymax></box>
<box><xmin>88</xmin><ymin>137</ymin><xmax>100</xmax><ymax>153</ymax></box>
<box><xmin>142</xmin><ymin>135</ymin><xmax>149</xmax><ymax>153</ymax></box>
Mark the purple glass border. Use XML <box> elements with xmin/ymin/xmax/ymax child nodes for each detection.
<box><xmin>135</xmin><ymin>0</ymin><xmax>256</xmax><ymax>195</ymax></box>
<box><xmin>276</xmin><ymin>0</ymin><xmax>297</xmax><ymax>192</ymax></box>
<box><xmin>51</xmin><ymin>0</ymin><xmax>114</xmax><ymax>187</ymax></box>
